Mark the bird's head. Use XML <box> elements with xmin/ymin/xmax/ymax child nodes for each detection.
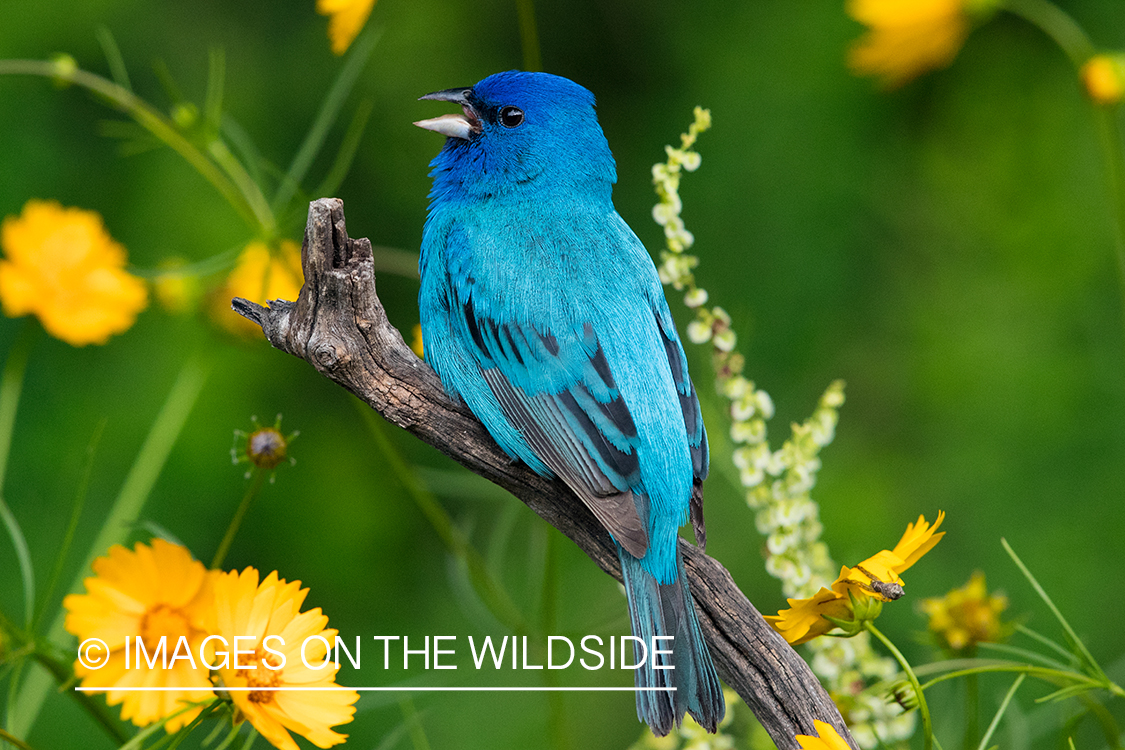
<box><xmin>416</xmin><ymin>71</ymin><xmax>616</xmax><ymax>200</ymax></box>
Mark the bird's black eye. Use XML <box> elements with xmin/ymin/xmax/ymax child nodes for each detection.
<box><xmin>498</xmin><ymin>106</ymin><xmax>525</xmax><ymax>128</ymax></box>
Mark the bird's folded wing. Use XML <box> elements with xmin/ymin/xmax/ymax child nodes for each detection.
<box><xmin>653</xmin><ymin>306</ymin><xmax>709</xmax><ymax>548</ymax></box>
<box><xmin>459</xmin><ymin>297</ymin><xmax>649</xmax><ymax>557</ymax></box>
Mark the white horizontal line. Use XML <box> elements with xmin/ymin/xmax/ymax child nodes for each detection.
<box><xmin>75</xmin><ymin>686</ymin><xmax>674</xmax><ymax>692</ymax></box>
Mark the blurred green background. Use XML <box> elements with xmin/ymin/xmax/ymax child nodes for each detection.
<box><xmin>1</xmin><ymin>0</ymin><xmax>1124</xmax><ymax>748</ymax></box>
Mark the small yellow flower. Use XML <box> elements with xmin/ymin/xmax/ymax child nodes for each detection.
<box><xmin>795</xmin><ymin>719</ymin><xmax>852</xmax><ymax>750</ymax></box>
<box><xmin>1081</xmin><ymin>54</ymin><xmax>1125</xmax><ymax>106</ymax></box>
<box><xmin>63</xmin><ymin>539</ymin><xmax>217</xmax><ymax>731</ymax></box>
<box><xmin>317</xmin><ymin>0</ymin><xmax>377</xmax><ymax>55</ymax></box>
<box><xmin>0</xmin><ymin>199</ymin><xmax>148</xmax><ymax>346</ymax></box>
<box><xmin>919</xmin><ymin>570</ymin><xmax>1009</xmax><ymax>653</ymax></box>
<box><xmin>846</xmin><ymin>0</ymin><xmax>997</xmax><ymax>88</ymax></box>
<box><xmin>208</xmin><ymin>567</ymin><xmax>358</xmax><ymax>750</ymax></box>
<box><xmin>216</xmin><ymin>239</ymin><xmax>303</xmax><ymax>335</ymax></box>
<box><xmin>766</xmin><ymin>512</ymin><xmax>945</xmax><ymax>644</ymax></box>
<box><xmin>411</xmin><ymin>322</ymin><xmax>424</xmax><ymax>358</ymax></box>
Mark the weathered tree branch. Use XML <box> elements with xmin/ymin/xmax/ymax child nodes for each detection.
<box><xmin>233</xmin><ymin>198</ymin><xmax>859</xmax><ymax>750</ymax></box>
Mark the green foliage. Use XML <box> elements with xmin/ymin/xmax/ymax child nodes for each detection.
<box><xmin>0</xmin><ymin>1</ymin><xmax>1123</xmax><ymax>749</ymax></box>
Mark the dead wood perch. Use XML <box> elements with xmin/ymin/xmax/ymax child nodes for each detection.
<box><xmin>232</xmin><ymin>198</ymin><xmax>860</xmax><ymax>750</ymax></box>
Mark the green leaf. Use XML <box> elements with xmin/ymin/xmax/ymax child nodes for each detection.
<box><xmin>978</xmin><ymin>673</ymin><xmax>1026</xmax><ymax>750</ymax></box>
<box><xmin>1001</xmin><ymin>538</ymin><xmax>1108</xmax><ymax>683</ymax></box>
<box><xmin>0</xmin><ymin>499</ymin><xmax>33</xmax><ymax>630</ymax></box>
<box><xmin>1036</xmin><ymin>683</ymin><xmax>1097</xmax><ymax>703</ymax></box>
<box><xmin>221</xmin><ymin>114</ymin><xmax>266</xmax><ymax>194</ymax></box>
<box><xmin>1012</xmin><ymin>623</ymin><xmax>1082</xmax><ymax>669</ymax></box>
<box><xmin>271</xmin><ymin>26</ymin><xmax>381</xmax><ymax>213</ymax></box>
<box><xmin>94</xmin><ymin>25</ymin><xmax>131</xmax><ymax>92</ymax></box>
<box><xmin>312</xmin><ymin>96</ymin><xmax>374</xmax><ymax>200</ymax></box>
<box><xmin>35</xmin><ymin>419</ymin><xmax>105</xmax><ymax>630</ymax></box>
<box><xmin>203</xmin><ymin>47</ymin><xmax>225</xmax><ymax>138</ymax></box>
<box><xmin>976</xmin><ymin>641</ymin><xmax>1073</xmax><ymax>672</ymax></box>
<box><xmin>238</xmin><ymin>727</ymin><xmax>258</xmax><ymax>750</ymax></box>
<box><xmin>6</xmin><ymin>353</ymin><xmax>211</xmax><ymax>740</ymax></box>
<box><xmin>0</xmin><ymin>323</ymin><xmax>35</xmax><ymax>628</ymax></box>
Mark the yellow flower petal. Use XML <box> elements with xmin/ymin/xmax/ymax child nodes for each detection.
<box><xmin>1081</xmin><ymin>54</ymin><xmax>1125</xmax><ymax>106</ymax></box>
<box><xmin>64</xmin><ymin>539</ymin><xmax>216</xmax><ymax>731</ymax></box>
<box><xmin>210</xmin><ymin>566</ymin><xmax>358</xmax><ymax>750</ymax></box>
<box><xmin>846</xmin><ymin>0</ymin><xmax>970</xmax><ymax>88</ymax></box>
<box><xmin>765</xmin><ymin>587</ymin><xmax>850</xmax><ymax>645</ymax></box>
<box><xmin>921</xmin><ymin>570</ymin><xmax>1009</xmax><ymax>653</ymax></box>
<box><xmin>0</xmin><ymin>199</ymin><xmax>147</xmax><ymax>346</ymax></box>
<box><xmin>796</xmin><ymin>719</ymin><xmax>852</xmax><ymax>750</ymax></box>
<box><xmin>317</xmin><ymin>0</ymin><xmax>377</xmax><ymax>55</ymax></box>
<box><xmin>215</xmin><ymin>239</ymin><xmax>303</xmax><ymax>336</ymax></box>
<box><xmin>891</xmin><ymin>510</ymin><xmax>945</xmax><ymax>571</ymax></box>
<box><xmin>768</xmin><ymin>513</ymin><xmax>945</xmax><ymax>644</ymax></box>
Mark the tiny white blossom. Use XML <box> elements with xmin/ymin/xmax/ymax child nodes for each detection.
<box><xmin>686</xmin><ymin>320</ymin><xmax>713</xmax><ymax>344</ymax></box>
<box><xmin>684</xmin><ymin>287</ymin><xmax>709</xmax><ymax>308</ymax></box>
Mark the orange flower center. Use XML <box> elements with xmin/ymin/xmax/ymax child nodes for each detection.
<box><xmin>236</xmin><ymin>649</ymin><xmax>284</xmax><ymax>704</ymax></box>
<box><xmin>140</xmin><ymin>604</ymin><xmax>191</xmax><ymax>649</ymax></box>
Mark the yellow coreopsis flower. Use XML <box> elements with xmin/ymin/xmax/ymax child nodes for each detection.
<box><xmin>1081</xmin><ymin>54</ymin><xmax>1125</xmax><ymax>106</ymax></box>
<box><xmin>796</xmin><ymin>720</ymin><xmax>852</xmax><ymax>750</ymax></box>
<box><xmin>846</xmin><ymin>0</ymin><xmax>997</xmax><ymax>88</ymax></box>
<box><xmin>766</xmin><ymin>512</ymin><xmax>945</xmax><ymax>645</ymax></box>
<box><xmin>216</xmin><ymin>239</ymin><xmax>303</xmax><ymax>335</ymax></box>
<box><xmin>0</xmin><ymin>199</ymin><xmax>148</xmax><ymax>346</ymax></box>
<box><xmin>317</xmin><ymin>0</ymin><xmax>377</xmax><ymax>55</ymax></box>
<box><xmin>208</xmin><ymin>567</ymin><xmax>359</xmax><ymax>750</ymax></box>
<box><xmin>919</xmin><ymin>570</ymin><xmax>1009</xmax><ymax>652</ymax></box>
<box><xmin>63</xmin><ymin>539</ymin><xmax>218</xmax><ymax>731</ymax></box>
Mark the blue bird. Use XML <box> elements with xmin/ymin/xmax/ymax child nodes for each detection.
<box><xmin>414</xmin><ymin>71</ymin><xmax>724</xmax><ymax>735</ymax></box>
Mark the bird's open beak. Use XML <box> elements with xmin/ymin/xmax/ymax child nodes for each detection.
<box><xmin>415</xmin><ymin>87</ymin><xmax>482</xmax><ymax>140</ymax></box>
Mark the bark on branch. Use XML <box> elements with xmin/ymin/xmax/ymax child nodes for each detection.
<box><xmin>232</xmin><ymin>198</ymin><xmax>859</xmax><ymax>750</ymax></box>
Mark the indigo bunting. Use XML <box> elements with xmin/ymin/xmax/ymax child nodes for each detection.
<box><xmin>415</xmin><ymin>71</ymin><xmax>724</xmax><ymax>734</ymax></box>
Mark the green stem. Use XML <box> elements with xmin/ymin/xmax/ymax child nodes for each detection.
<box><xmin>964</xmin><ymin>669</ymin><xmax>980</xmax><ymax>750</ymax></box>
<box><xmin>355</xmin><ymin>401</ymin><xmax>529</xmax><ymax>636</ymax></box>
<box><xmin>0</xmin><ymin>606</ymin><xmax>128</xmax><ymax>745</ymax></box>
<box><xmin>35</xmin><ymin>419</ymin><xmax>105</xmax><ymax>630</ymax></box>
<box><xmin>515</xmin><ymin>0</ymin><xmax>543</xmax><ymax>72</ymax></box>
<box><xmin>0</xmin><ymin>323</ymin><xmax>36</xmax><ymax>636</ymax></box>
<box><xmin>30</xmin><ymin>649</ymin><xmax>128</xmax><ymax>744</ymax></box>
<box><xmin>399</xmin><ymin>697</ymin><xmax>432</xmax><ymax>750</ymax></box>
<box><xmin>0</xmin><ymin>59</ymin><xmax>264</xmax><ymax>233</ymax></box>
<box><xmin>540</xmin><ymin>532</ymin><xmax>571</xmax><ymax>750</ymax></box>
<box><xmin>115</xmin><ymin>699</ymin><xmax>217</xmax><ymax>750</ymax></box>
<box><xmin>976</xmin><ymin>673</ymin><xmax>1025</xmax><ymax>750</ymax></box>
<box><xmin>1001</xmin><ymin>0</ymin><xmax>1125</xmax><ymax>324</ymax></box>
<box><xmin>1078</xmin><ymin>692</ymin><xmax>1124</xmax><ymax>750</ymax></box>
<box><xmin>237</xmin><ymin>726</ymin><xmax>258</xmax><ymax>750</ymax></box>
<box><xmin>1092</xmin><ymin>106</ymin><xmax>1125</xmax><ymax>323</ymax></box>
<box><xmin>273</xmin><ymin>28</ymin><xmax>381</xmax><ymax>214</ymax></box>
<box><xmin>210</xmin><ymin>467</ymin><xmax>267</xmax><ymax>570</ymax></box>
<box><xmin>1001</xmin><ymin>0</ymin><xmax>1094</xmax><ymax>67</ymax></box>
<box><xmin>206</xmin><ymin>138</ymin><xmax>276</xmax><ymax>235</ymax></box>
<box><xmin>0</xmin><ymin>321</ymin><xmax>35</xmax><ymax>499</ymax></box>
<box><xmin>920</xmin><ymin>664</ymin><xmax>1104</xmax><ymax>692</ymax></box>
<box><xmin>865</xmin><ymin>621</ymin><xmax>934</xmax><ymax>750</ymax></box>
<box><xmin>0</xmin><ymin>728</ymin><xmax>35</xmax><ymax>750</ymax></box>
<box><xmin>1001</xmin><ymin>539</ymin><xmax>1108</xmax><ymax>683</ymax></box>
<box><xmin>6</xmin><ymin>354</ymin><xmax>210</xmax><ymax>740</ymax></box>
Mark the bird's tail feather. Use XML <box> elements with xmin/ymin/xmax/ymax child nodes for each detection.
<box><xmin>618</xmin><ymin>546</ymin><xmax>725</xmax><ymax>736</ymax></box>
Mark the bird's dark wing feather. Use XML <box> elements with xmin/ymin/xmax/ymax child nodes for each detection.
<box><xmin>654</xmin><ymin>308</ymin><xmax>710</xmax><ymax>549</ymax></box>
<box><xmin>459</xmin><ymin>294</ymin><xmax>649</xmax><ymax>557</ymax></box>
